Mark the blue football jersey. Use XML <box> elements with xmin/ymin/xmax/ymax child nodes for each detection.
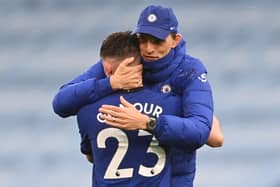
<box><xmin>77</xmin><ymin>87</ymin><xmax>182</xmax><ymax>187</ymax></box>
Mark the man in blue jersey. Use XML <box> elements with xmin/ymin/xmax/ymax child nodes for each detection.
<box><xmin>78</xmin><ymin>31</ymin><xmax>177</xmax><ymax>186</ymax></box>
<box><xmin>78</xmin><ymin>31</ymin><xmax>222</xmax><ymax>187</ymax></box>
<box><xmin>52</xmin><ymin>5</ymin><xmax>223</xmax><ymax>187</ymax></box>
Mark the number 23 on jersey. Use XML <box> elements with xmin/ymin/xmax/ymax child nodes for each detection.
<box><xmin>97</xmin><ymin>128</ymin><xmax>166</xmax><ymax>179</ymax></box>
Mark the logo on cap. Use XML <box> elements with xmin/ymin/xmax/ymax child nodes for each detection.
<box><xmin>147</xmin><ymin>14</ymin><xmax>157</xmax><ymax>22</ymax></box>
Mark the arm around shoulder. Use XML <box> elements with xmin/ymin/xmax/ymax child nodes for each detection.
<box><xmin>52</xmin><ymin>61</ymin><xmax>113</xmax><ymax>117</ymax></box>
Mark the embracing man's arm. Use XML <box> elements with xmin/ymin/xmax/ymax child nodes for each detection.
<box><xmin>52</xmin><ymin>60</ymin><xmax>111</xmax><ymax>117</ymax></box>
<box><xmin>52</xmin><ymin>58</ymin><xmax>142</xmax><ymax>118</ymax></box>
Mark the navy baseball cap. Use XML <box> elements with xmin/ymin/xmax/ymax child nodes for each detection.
<box><xmin>133</xmin><ymin>5</ymin><xmax>178</xmax><ymax>40</ymax></box>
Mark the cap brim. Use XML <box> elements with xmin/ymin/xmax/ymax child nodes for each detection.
<box><xmin>132</xmin><ymin>25</ymin><xmax>170</xmax><ymax>40</ymax></box>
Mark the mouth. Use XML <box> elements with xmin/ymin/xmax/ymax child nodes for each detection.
<box><xmin>143</xmin><ymin>55</ymin><xmax>159</xmax><ymax>61</ymax></box>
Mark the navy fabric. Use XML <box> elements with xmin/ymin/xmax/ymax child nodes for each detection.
<box><xmin>143</xmin><ymin>39</ymin><xmax>214</xmax><ymax>150</ymax></box>
<box><xmin>132</xmin><ymin>5</ymin><xmax>178</xmax><ymax>40</ymax></box>
<box><xmin>52</xmin><ymin>60</ymin><xmax>113</xmax><ymax>117</ymax></box>
<box><xmin>77</xmin><ymin>88</ymin><xmax>181</xmax><ymax>186</ymax></box>
<box><xmin>52</xmin><ymin>38</ymin><xmax>213</xmax><ymax>187</ymax></box>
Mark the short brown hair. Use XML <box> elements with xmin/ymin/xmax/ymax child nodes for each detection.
<box><xmin>100</xmin><ymin>31</ymin><xmax>140</xmax><ymax>60</ymax></box>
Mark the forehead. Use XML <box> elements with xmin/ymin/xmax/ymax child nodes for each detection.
<box><xmin>137</xmin><ymin>33</ymin><xmax>165</xmax><ymax>42</ymax></box>
<box><xmin>137</xmin><ymin>33</ymin><xmax>177</xmax><ymax>46</ymax></box>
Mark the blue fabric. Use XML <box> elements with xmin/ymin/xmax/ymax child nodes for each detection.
<box><xmin>139</xmin><ymin>39</ymin><xmax>213</xmax><ymax>150</ymax></box>
<box><xmin>52</xmin><ymin>38</ymin><xmax>213</xmax><ymax>187</ymax></box>
<box><xmin>77</xmin><ymin>88</ymin><xmax>181</xmax><ymax>186</ymax></box>
<box><xmin>133</xmin><ymin>5</ymin><xmax>178</xmax><ymax>40</ymax></box>
<box><xmin>52</xmin><ymin>60</ymin><xmax>113</xmax><ymax>117</ymax></box>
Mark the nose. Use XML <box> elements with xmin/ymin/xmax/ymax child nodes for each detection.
<box><xmin>144</xmin><ymin>41</ymin><xmax>154</xmax><ymax>54</ymax></box>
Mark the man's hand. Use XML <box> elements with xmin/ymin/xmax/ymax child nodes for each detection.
<box><xmin>110</xmin><ymin>57</ymin><xmax>143</xmax><ymax>90</ymax></box>
<box><xmin>206</xmin><ymin>116</ymin><xmax>224</xmax><ymax>147</ymax></box>
<box><xmin>98</xmin><ymin>96</ymin><xmax>149</xmax><ymax>130</ymax></box>
<box><xmin>86</xmin><ymin>154</ymin><xmax>94</xmax><ymax>164</ymax></box>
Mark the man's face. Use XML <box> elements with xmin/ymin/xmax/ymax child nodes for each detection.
<box><xmin>138</xmin><ymin>33</ymin><xmax>180</xmax><ymax>62</ymax></box>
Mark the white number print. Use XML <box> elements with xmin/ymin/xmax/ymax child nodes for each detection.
<box><xmin>97</xmin><ymin>128</ymin><xmax>166</xmax><ymax>179</ymax></box>
<box><xmin>97</xmin><ymin>128</ymin><xmax>133</xmax><ymax>179</ymax></box>
<box><xmin>138</xmin><ymin>132</ymin><xmax>166</xmax><ymax>177</ymax></box>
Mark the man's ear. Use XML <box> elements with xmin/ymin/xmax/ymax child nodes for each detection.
<box><xmin>103</xmin><ymin>62</ymin><xmax>112</xmax><ymax>76</ymax></box>
<box><xmin>172</xmin><ymin>33</ymin><xmax>182</xmax><ymax>48</ymax></box>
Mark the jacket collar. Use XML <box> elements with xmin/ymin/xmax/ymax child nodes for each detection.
<box><xmin>142</xmin><ymin>39</ymin><xmax>186</xmax><ymax>83</ymax></box>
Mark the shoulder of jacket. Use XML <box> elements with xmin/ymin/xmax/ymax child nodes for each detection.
<box><xmin>180</xmin><ymin>55</ymin><xmax>207</xmax><ymax>73</ymax></box>
<box><xmin>170</xmin><ymin>55</ymin><xmax>209</xmax><ymax>93</ymax></box>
